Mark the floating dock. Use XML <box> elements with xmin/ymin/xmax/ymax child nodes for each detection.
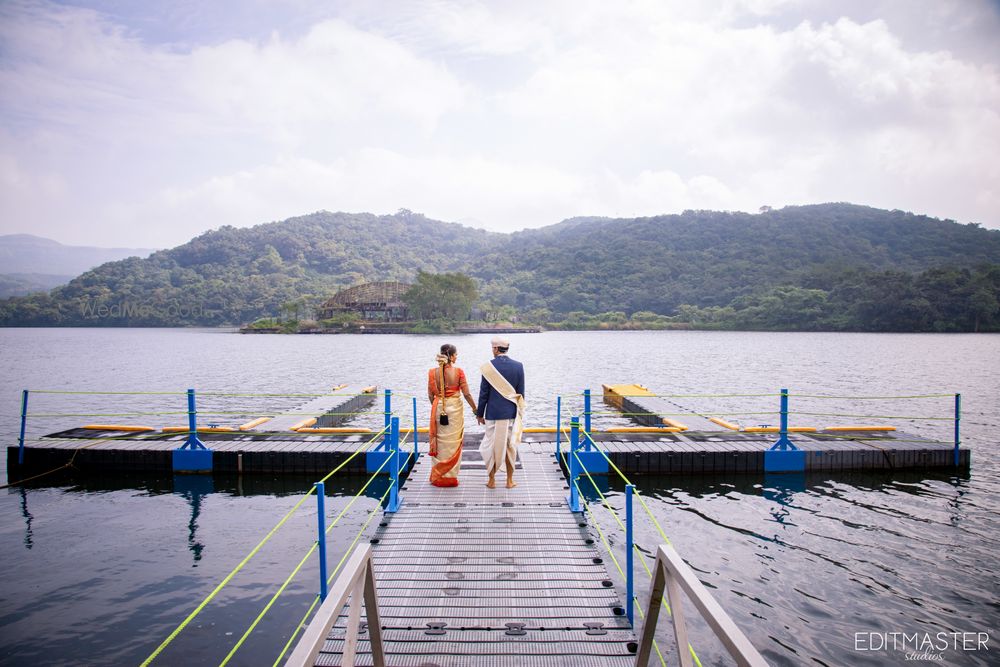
<box><xmin>7</xmin><ymin>384</ymin><xmax>969</xmax><ymax>480</ymax></box>
<box><xmin>295</xmin><ymin>443</ymin><xmax>640</xmax><ymax>666</ymax></box>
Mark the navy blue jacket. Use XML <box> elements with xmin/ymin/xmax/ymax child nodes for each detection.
<box><xmin>476</xmin><ymin>355</ymin><xmax>525</xmax><ymax>421</ymax></box>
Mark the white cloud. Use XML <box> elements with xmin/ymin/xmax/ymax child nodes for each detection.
<box><xmin>0</xmin><ymin>0</ymin><xmax>997</xmax><ymax>247</ymax></box>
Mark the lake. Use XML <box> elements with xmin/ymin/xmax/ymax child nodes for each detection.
<box><xmin>1</xmin><ymin>328</ymin><xmax>998</xmax><ymax>666</ymax></box>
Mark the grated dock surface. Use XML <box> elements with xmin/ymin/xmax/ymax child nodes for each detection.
<box><xmin>312</xmin><ymin>448</ymin><xmax>641</xmax><ymax>666</ymax></box>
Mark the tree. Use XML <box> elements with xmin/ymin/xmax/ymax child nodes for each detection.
<box><xmin>402</xmin><ymin>271</ymin><xmax>479</xmax><ymax>321</ymax></box>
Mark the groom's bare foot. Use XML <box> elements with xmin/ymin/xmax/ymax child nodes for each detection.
<box><xmin>486</xmin><ymin>477</ymin><xmax>496</xmax><ymax>489</ymax></box>
<box><xmin>506</xmin><ymin>479</ymin><xmax>517</xmax><ymax>489</ymax></box>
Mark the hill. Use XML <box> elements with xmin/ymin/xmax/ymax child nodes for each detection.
<box><xmin>1</xmin><ymin>204</ymin><xmax>998</xmax><ymax>331</ymax></box>
<box><xmin>0</xmin><ymin>234</ymin><xmax>157</xmax><ymax>297</ymax></box>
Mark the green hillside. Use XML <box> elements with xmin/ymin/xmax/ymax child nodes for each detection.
<box><xmin>2</xmin><ymin>204</ymin><xmax>999</xmax><ymax>331</ymax></box>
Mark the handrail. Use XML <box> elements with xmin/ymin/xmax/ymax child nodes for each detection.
<box><xmin>636</xmin><ymin>544</ymin><xmax>768</xmax><ymax>667</ymax></box>
<box><xmin>284</xmin><ymin>544</ymin><xmax>385</xmax><ymax>667</ymax></box>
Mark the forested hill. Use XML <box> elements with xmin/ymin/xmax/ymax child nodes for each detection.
<box><xmin>2</xmin><ymin>203</ymin><xmax>999</xmax><ymax>330</ymax></box>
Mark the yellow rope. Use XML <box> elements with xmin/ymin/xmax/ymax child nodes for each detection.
<box><xmin>569</xmin><ymin>452</ymin><xmax>698</xmax><ymax>667</ymax></box>
<box><xmin>572</xmin><ymin>476</ymin><xmax>625</xmax><ymax>579</ymax></box>
<box><xmin>581</xmin><ymin>430</ymin><xmax>634</xmax><ymax>487</ymax></box>
<box><xmin>795</xmin><ymin>393</ymin><xmax>954</xmax><ymax>400</ymax></box>
<box><xmin>220</xmin><ymin>452</ymin><xmax>395</xmax><ymax>666</ymax></box>
<box><xmin>28</xmin><ymin>390</ymin><xmax>185</xmax><ymax>395</ymax></box>
<box><xmin>632</xmin><ymin>593</ymin><xmax>668</xmax><ymax>666</ymax></box>
<box><xmin>791</xmin><ymin>411</ymin><xmax>951</xmax><ymax>420</ymax></box>
<box><xmin>141</xmin><ymin>429</ymin><xmax>387</xmax><ymax>666</ymax></box>
<box><xmin>269</xmin><ymin>467</ymin><xmax>398</xmax><ymax>667</ymax></box>
<box><xmin>572</xmin><ymin>442</ymin><xmax>710</xmax><ymax>666</ymax></box>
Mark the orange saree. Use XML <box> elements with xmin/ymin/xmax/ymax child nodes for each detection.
<box><xmin>428</xmin><ymin>366</ymin><xmax>465</xmax><ymax>487</ymax></box>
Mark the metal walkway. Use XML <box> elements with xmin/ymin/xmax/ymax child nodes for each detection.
<box><xmin>315</xmin><ymin>443</ymin><xmax>640</xmax><ymax>666</ymax></box>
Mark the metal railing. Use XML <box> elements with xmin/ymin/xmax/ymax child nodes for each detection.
<box><xmin>635</xmin><ymin>544</ymin><xmax>767</xmax><ymax>667</ymax></box>
<box><xmin>285</xmin><ymin>544</ymin><xmax>386</xmax><ymax>667</ymax></box>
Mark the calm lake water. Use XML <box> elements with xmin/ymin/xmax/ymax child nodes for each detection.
<box><xmin>1</xmin><ymin>328</ymin><xmax>998</xmax><ymax>666</ymax></box>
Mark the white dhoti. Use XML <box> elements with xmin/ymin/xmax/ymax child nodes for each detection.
<box><xmin>480</xmin><ymin>418</ymin><xmax>517</xmax><ymax>474</ymax></box>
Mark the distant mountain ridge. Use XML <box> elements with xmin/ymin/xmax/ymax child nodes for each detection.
<box><xmin>0</xmin><ymin>204</ymin><xmax>998</xmax><ymax>329</ymax></box>
<box><xmin>0</xmin><ymin>234</ymin><xmax>157</xmax><ymax>297</ymax></box>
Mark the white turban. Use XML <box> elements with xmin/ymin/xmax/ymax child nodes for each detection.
<box><xmin>491</xmin><ymin>336</ymin><xmax>510</xmax><ymax>347</ymax></box>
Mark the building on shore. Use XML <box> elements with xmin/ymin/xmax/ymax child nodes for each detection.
<box><xmin>316</xmin><ymin>281</ymin><xmax>411</xmax><ymax>322</ymax></box>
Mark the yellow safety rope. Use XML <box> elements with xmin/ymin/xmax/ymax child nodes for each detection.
<box><xmin>792</xmin><ymin>411</ymin><xmax>951</xmax><ymax>420</ymax></box>
<box><xmin>220</xmin><ymin>452</ymin><xmax>395</xmax><ymax>666</ymax></box>
<box><xmin>566</xmin><ymin>455</ymin><xmax>684</xmax><ymax>667</ymax></box>
<box><xmin>141</xmin><ymin>426</ymin><xmax>389</xmax><ymax>666</ymax></box>
<box><xmin>570</xmin><ymin>443</ymin><xmax>703</xmax><ymax>666</ymax></box>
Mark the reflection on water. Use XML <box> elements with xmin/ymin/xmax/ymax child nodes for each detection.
<box><xmin>19</xmin><ymin>486</ymin><xmax>33</xmax><ymax>550</ymax></box>
<box><xmin>583</xmin><ymin>468</ymin><xmax>994</xmax><ymax>666</ymax></box>
<box><xmin>175</xmin><ymin>476</ymin><xmax>211</xmax><ymax>565</ymax></box>
<box><xmin>1</xmin><ymin>471</ymin><xmax>395</xmax><ymax>666</ymax></box>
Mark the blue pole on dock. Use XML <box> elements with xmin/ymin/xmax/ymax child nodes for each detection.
<box><xmin>185</xmin><ymin>388</ymin><xmax>206</xmax><ymax>450</ymax></box>
<box><xmin>412</xmin><ymin>396</ymin><xmax>419</xmax><ymax>460</ymax></box>
<box><xmin>954</xmin><ymin>393</ymin><xmax>961</xmax><ymax>467</ymax></box>
<box><xmin>17</xmin><ymin>389</ymin><xmax>28</xmax><ymax>465</ymax></box>
<box><xmin>771</xmin><ymin>388</ymin><xmax>795</xmax><ymax>451</ymax></box>
<box><xmin>383</xmin><ymin>389</ymin><xmax>392</xmax><ymax>450</ymax></box>
<box><xmin>556</xmin><ymin>396</ymin><xmax>562</xmax><ymax>457</ymax></box>
<box><xmin>626</xmin><ymin>483</ymin><xmax>635</xmax><ymax>627</ymax></box>
<box><xmin>583</xmin><ymin>389</ymin><xmax>592</xmax><ymax>449</ymax></box>
<box><xmin>568</xmin><ymin>417</ymin><xmax>582</xmax><ymax>512</ymax></box>
<box><xmin>386</xmin><ymin>416</ymin><xmax>401</xmax><ymax>513</ymax></box>
<box><xmin>315</xmin><ymin>481</ymin><xmax>328</xmax><ymax>600</ymax></box>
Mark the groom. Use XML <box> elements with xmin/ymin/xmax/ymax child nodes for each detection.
<box><xmin>476</xmin><ymin>336</ymin><xmax>525</xmax><ymax>489</ymax></box>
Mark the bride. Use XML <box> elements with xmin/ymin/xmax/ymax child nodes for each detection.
<box><xmin>427</xmin><ymin>343</ymin><xmax>477</xmax><ymax>487</ymax></box>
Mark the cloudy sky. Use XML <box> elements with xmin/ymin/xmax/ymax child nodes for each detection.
<box><xmin>1</xmin><ymin>0</ymin><xmax>998</xmax><ymax>248</ymax></box>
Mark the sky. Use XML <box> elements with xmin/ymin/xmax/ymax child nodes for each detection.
<box><xmin>1</xmin><ymin>0</ymin><xmax>999</xmax><ymax>248</ymax></box>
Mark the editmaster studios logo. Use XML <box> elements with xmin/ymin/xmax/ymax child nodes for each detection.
<box><xmin>855</xmin><ymin>631</ymin><xmax>990</xmax><ymax>662</ymax></box>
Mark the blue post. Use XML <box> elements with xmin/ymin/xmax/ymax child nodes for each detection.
<box><xmin>584</xmin><ymin>389</ymin><xmax>592</xmax><ymax>445</ymax></box>
<box><xmin>17</xmin><ymin>389</ymin><xmax>28</xmax><ymax>465</ymax></box>
<box><xmin>186</xmin><ymin>388</ymin><xmax>205</xmax><ymax>450</ymax></box>
<box><xmin>626</xmin><ymin>483</ymin><xmax>635</xmax><ymax>627</ymax></box>
<box><xmin>173</xmin><ymin>388</ymin><xmax>212</xmax><ymax>472</ymax></box>
<box><xmin>412</xmin><ymin>396</ymin><xmax>419</xmax><ymax>460</ymax></box>
<box><xmin>770</xmin><ymin>388</ymin><xmax>795</xmax><ymax>451</ymax></box>
<box><xmin>556</xmin><ymin>396</ymin><xmax>562</xmax><ymax>456</ymax></box>
<box><xmin>567</xmin><ymin>417</ymin><xmax>582</xmax><ymax>512</ymax></box>
<box><xmin>954</xmin><ymin>393</ymin><xmax>961</xmax><ymax>467</ymax></box>
<box><xmin>386</xmin><ymin>416</ymin><xmax>401</xmax><ymax>513</ymax></box>
<box><xmin>315</xmin><ymin>481</ymin><xmax>328</xmax><ymax>600</ymax></box>
<box><xmin>766</xmin><ymin>388</ymin><xmax>803</xmax><ymax>472</ymax></box>
<box><xmin>383</xmin><ymin>389</ymin><xmax>392</xmax><ymax>450</ymax></box>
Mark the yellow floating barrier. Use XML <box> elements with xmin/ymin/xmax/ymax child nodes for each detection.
<box><xmin>710</xmin><ymin>417</ymin><xmax>817</xmax><ymax>433</ymax></box>
<box><xmin>361</xmin><ymin>385</ymin><xmax>377</xmax><ymax>394</ymax></box>
<box><xmin>296</xmin><ymin>427</ymin><xmax>374</xmax><ymax>434</ymax></box>
<box><xmin>238</xmin><ymin>417</ymin><xmax>271</xmax><ymax>431</ymax></box>
<box><xmin>331</xmin><ymin>383</ymin><xmax>348</xmax><ymax>391</ymax></box>
<box><xmin>82</xmin><ymin>424</ymin><xmax>156</xmax><ymax>433</ymax></box>
<box><xmin>661</xmin><ymin>417</ymin><xmax>689</xmax><ymax>431</ymax></box>
<box><xmin>601</xmin><ymin>383</ymin><xmax>653</xmax><ymax>409</ymax></box>
<box><xmin>606</xmin><ymin>426</ymin><xmax>684</xmax><ymax>433</ymax></box>
<box><xmin>524</xmin><ymin>427</ymin><xmax>558</xmax><ymax>433</ymax></box>
<box><xmin>709</xmin><ymin>417</ymin><xmax>740</xmax><ymax>431</ymax></box>
<box><xmin>401</xmin><ymin>427</ymin><xmax>431</xmax><ymax>434</ymax></box>
<box><xmin>823</xmin><ymin>425</ymin><xmax>897</xmax><ymax>432</ymax></box>
<box><xmin>744</xmin><ymin>426</ymin><xmax>818</xmax><ymax>433</ymax></box>
<box><xmin>289</xmin><ymin>417</ymin><xmax>318</xmax><ymax>431</ymax></box>
<box><xmin>162</xmin><ymin>426</ymin><xmax>238</xmax><ymax>433</ymax></box>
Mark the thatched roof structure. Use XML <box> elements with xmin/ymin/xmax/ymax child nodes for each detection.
<box><xmin>317</xmin><ymin>281</ymin><xmax>411</xmax><ymax>321</ymax></box>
